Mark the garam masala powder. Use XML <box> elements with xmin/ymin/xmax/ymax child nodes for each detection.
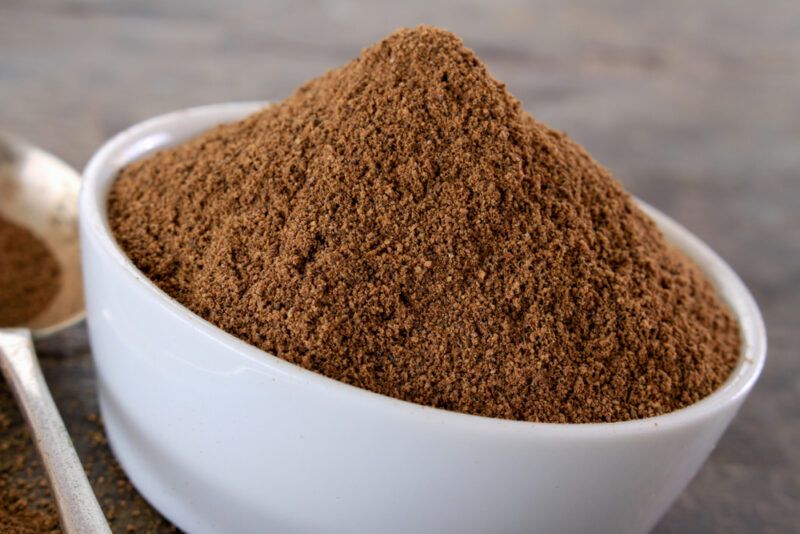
<box><xmin>0</xmin><ymin>214</ymin><xmax>60</xmax><ymax>327</ymax></box>
<box><xmin>109</xmin><ymin>26</ymin><xmax>740</xmax><ymax>423</ymax></box>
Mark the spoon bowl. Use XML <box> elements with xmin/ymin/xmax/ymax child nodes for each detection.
<box><xmin>0</xmin><ymin>132</ymin><xmax>84</xmax><ymax>336</ymax></box>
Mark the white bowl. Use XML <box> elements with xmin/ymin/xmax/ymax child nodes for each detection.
<box><xmin>80</xmin><ymin>103</ymin><xmax>766</xmax><ymax>534</ymax></box>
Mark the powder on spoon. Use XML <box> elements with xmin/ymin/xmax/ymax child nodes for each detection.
<box><xmin>109</xmin><ymin>26</ymin><xmax>740</xmax><ymax>423</ymax></box>
<box><xmin>0</xmin><ymin>214</ymin><xmax>62</xmax><ymax>530</ymax></box>
<box><xmin>0</xmin><ymin>214</ymin><xmax>61</xmax><ymax>327</ymax></box>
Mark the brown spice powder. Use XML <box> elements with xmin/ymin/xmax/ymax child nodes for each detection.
<box><xmin>0</xmin><ymin>381</ymin><xmax>60</xmax><ymax>533</ymax></box>
<box><xmin>0</xmin><ymin>215</ymin><xmax>61</xmax><ymax>327</ymax></box>
<box><xmin>0</xmin><ymin>382</ymin><xmax>177</xmax><ymax>532</ymax></box>
<box><xmin>109</xmin><ymin>26</ymin><xmax>740</xmax><ymax>423</ymax></box>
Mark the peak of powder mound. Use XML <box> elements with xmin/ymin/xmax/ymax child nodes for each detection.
<box><xmin>108</xmin><ymin>26</ymin><xmax>740</xmax><ymax>423</ymax></box>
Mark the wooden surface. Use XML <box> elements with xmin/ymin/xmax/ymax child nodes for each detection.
<box><xmin>1</xmin><ymin>0</ymin><xmax>798</xmax><ymax>532</ymax></box>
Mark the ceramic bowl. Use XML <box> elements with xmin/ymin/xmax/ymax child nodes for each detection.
<box><xmin>80</xmin><ymin>103</ymin><xmax>766</xmax><ymax>534</ymax></box>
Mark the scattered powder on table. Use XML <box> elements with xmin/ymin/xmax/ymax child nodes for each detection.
<box><xmin>0</xmin><ymin>380</ymin><xmax>177</xmax><ymax>532</ymax></box>
<box><xmin>0</xmin><ymin>214</ymin><xmax>61</xmax><ymax>327</ymax></box>
<box><xmin>0</xmin><ymin>380</ymin><xmax>60</xmax><ymax>533</ymax></box>
<box><xmin>108</xmin><ymin>26</ymin><xmax>740</xmax><ymax>423</ymax></box>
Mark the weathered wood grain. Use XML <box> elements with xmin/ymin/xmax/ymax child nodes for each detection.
<box><xmin>1</xmin><ymin>0</ymin><xmax>798</xmax><ymax>531</ymax></box>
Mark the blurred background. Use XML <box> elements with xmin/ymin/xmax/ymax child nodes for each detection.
<box><xmin>1</xmin><ymin>0</ymin><xmax>798</xmax><ymax>532</ymax></box>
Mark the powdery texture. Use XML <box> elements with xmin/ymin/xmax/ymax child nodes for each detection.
<box><xmin>109</xmin><ymin>27</ymin><xmax>740</xmax><ymax>423</ymax></box>
<box><xmin>0</xmin><ymin>214</ymin><xmax>60</xmax><ymax>327</ymax></box>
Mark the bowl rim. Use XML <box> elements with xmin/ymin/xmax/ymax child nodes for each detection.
<box><xmin>80</xmin><ymin>102</ymin><xmax>767</xmax><ymax>437</ymax></box>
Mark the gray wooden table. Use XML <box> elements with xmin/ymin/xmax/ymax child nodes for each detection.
<box><xmin>1</xmin><ymin>1</ymin><xmax>798</xmax><ymax>532</ymax></box>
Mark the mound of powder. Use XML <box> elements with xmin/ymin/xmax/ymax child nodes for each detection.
<box><xmin>109</xmin><ymin>26</ymin><xmax>740</xmax><ymax>423</ymax></box>
<box><xmin>0</xmin><ymin>214</ymin><xmax>61</xmax><ymax>327</ymax></box>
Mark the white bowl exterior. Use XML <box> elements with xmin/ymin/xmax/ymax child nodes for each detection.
<box><xmin>80</xmin><ymin>103</ymin><xmax>766</xmax><ymax>534</ymax></box>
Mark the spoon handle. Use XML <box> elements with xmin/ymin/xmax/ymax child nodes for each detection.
<box><xmin>0</xmin><ymin>329</ymin><xmax>111</xmax><ymax>534</ymax></box>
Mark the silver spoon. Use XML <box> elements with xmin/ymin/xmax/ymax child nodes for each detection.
<box><xmin>0</xmin><ymin>133</ymin><xmax>110</xmax><ymax>534</ymax></box>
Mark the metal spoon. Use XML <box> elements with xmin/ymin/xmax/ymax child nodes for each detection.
<box><xmin>0</xmin><ymin>133</ymin><xmax>110</xmax><ymax>533</ymax></box>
